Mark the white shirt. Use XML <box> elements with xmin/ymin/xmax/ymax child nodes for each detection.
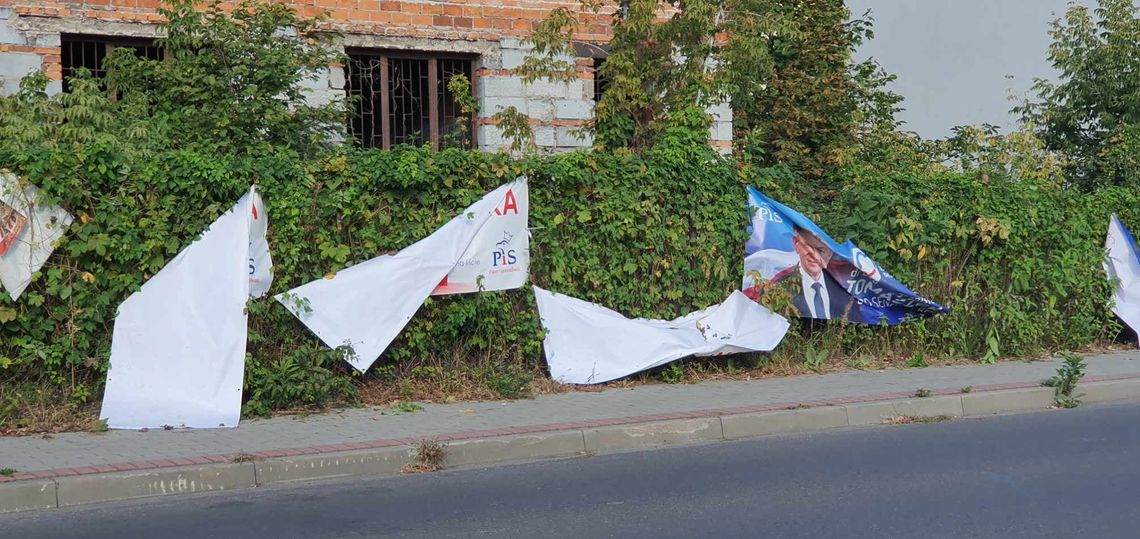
<box><xmin>799</xmin><ymin>265</ymin><xmax>830</xmax><ymax>319</ymax></box>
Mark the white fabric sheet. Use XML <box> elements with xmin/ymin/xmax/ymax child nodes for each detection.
<box><xmin>534</xmin><ymin>286</ymin><xmax>790</xmax><ymax>384</ymax></box>
<box><xmin>1105</xmin><ymin>214</ymin><xmax>1140</xmax><ymax>346</ymax></box>
<box><xmin>432</xmin><ymin>179</ymin><xmax>529</xmax><ymax>295</ymax></box>
<box><xmin>0</xmin><ymin>173</ymin><xmax>73</xmax><ymax>301</ymax></box>
<box><xmin>277</xmin><ymin>179</ymin><xmax>525</xmax><ymax>372</ymax></box>
<box><xmin>100</xmin><ymin>187</ymin><xmax>271</xmax><ymax>429</ymax></box>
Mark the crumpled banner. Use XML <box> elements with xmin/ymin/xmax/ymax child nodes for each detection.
<box><xmin>743</xmin><ymin>186</ymin><xmax>949</xmax><ymax>325</ymax></box>
<box><xmin>0</xmin><ymin>173</ymin><xmax>73</xmax><ymax>301</ymax></box>
<box><xmin>534</xmin><ymin>286</ymin><xmax>790</xmax><ymax>384</ymax></box>
<box><xmin>100</xmin><ymin>187</ymin><xmax>272</xmax><ymax>429</ymax></box>
<box><xmin>277</xmin><ymin>178</ymin><xmax>528</xmax><ymax>373</ymax></box>
<box><xmin>432</xmin><ymin>179</ymin><xmax>529</xmax><ymax>295</ymax></box>
<box><xmin>1105</xmin><ymin>214</ymin><xmax>1140</xmax><ymax>346</ymax></box>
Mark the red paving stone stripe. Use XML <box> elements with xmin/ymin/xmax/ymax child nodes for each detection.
<box><xmin>8</xmin><ymin>372</ymin><xmax>1140</xmax><ymax>483</ymax></box>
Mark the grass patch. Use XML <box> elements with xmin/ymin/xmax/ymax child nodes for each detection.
<box><xmin>379</xmin><ymin>401</ymin><xmax>425</xmax><ymax>416</ymax></box>
<box><xmin>401</xmin><ymin>439</ymin><xmax>446</xmax><ymax>474</ymax></box>
<box><xmin>914</xmin><ymin>388</ymin><xmax>932</xmax><ymax>398</ymax></box>
<box><xmin>228</xmin><ymin>453</ymin><xmax>259</xmax><ymax>464</ymax></box>
<box><xmin>483</xmin><ymin>366</ymin><xmax>533</xmax><ymax>399</ymax></box>
<box><xmin>0</xmin><ymin>382</ymin><xmax>102</xmax><ymax>436</ymax></box>
<box><xmin>0</xmin><ymin>468</ymin><xmax>16</xmax><ymax>476</ymax></box>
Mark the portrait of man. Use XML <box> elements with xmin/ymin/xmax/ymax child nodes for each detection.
<box><xmin>746</xmin><ymin>224</ymin><xmax>861</xmax><ymax>323</ymax></box>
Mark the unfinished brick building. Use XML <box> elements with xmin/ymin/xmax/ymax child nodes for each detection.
<box><xmin>0</xmin><ymin>1</ymin><xmax>732</xmax><ymax>152</ymax></box>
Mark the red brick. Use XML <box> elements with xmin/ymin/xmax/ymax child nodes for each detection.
<box><xmin>454</xmin><ymin>16</ymin><xmax>472</xmax><ymax>28</ymax></box>
<box><xmin>432</xmin><ymin>14</ymin><xmax>452</xmax><ymax>26</ymax></box>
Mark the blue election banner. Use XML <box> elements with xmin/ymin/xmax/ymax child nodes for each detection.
<box><xmin>742</xmin><ymin>186</ymin><xmax>949</xmax><ymax>325</ymax></box>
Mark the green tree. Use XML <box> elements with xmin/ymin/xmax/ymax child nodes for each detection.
<box><xmin>735</xmin><ymin>1</ymin><xmax>905</xmax><ymax>186</ymax></box>
<box><xmin>104</xmin><ymin>0</ymin><xmax>346</xmax><ymax>158</ymax></box>
<box><xmin>1016</xmin><ymin>0</ymin><xmax>1140</xmax><ymax>190</ymax></box>
<box><xmin>513</xmin><ymin>0</ymin><xmax>790</xmax><ymax>151</ymax></box>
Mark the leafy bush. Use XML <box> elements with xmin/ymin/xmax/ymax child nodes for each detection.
<box><xmin>243</xmin><ymin>345</ymin><xmax>357</xmax><ymax>418</ymax></box>
<box><xmin>0</xmin><ymin>0</ymin><xmax>1136</xmax><ymax>420</ymax></box>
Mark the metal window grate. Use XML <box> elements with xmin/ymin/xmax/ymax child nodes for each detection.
<box><xmin>60</xmin><ymin>35</ymin><xmax>162</xmax><ymax>93</ymax></box>
<box><xmin>592</xmin><ymin>57</ymin><xmax>608</xmax><ymax>104</ymax></box>
<box><xmin>438</xmin><ymin>58</ymin><xmax>474</xmax><ymax>149</ymax></box>
<box><xmin>389</xmin><ymin>57</ymin><xmax>431</xmax><ymax>147</ymax></box>
<box><xmin>346</xmin><ymin>52</ymin><xmax>474</xmax><ymax>150</ymax></box>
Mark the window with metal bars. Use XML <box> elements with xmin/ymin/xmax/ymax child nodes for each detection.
<box><xmin>592</xmin><ymin>57</ymin><xmax>609</xmax><ymax>104</ymax></box>
<box><xmin>60</xmin><ymin>34</ymin><xmax>162</xmax><ymax>93</ymax></box>
<box><xmin>345</xmin><ymin>51</ymin><xmax>476</xmax><ymax>150</ymax></box>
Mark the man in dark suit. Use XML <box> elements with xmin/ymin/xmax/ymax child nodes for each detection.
<box><xmin>755</xmin><ymin>224</ymin><xmax>860</xmax><ymax>323</ymax></box>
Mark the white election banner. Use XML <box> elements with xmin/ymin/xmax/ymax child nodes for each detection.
<box><xmin>0</xmin><ymin>173</ymin><xmax>73</xmax><ymax>301</ymax></box>
<box><xmin>277</xmin><ymin>179</ymin><xmax>525</xmax><ymax>373</ymax></box>
<box><xmin>534</xmin><ymin>286</ymin><xmax>790</xmax><ymax>384</ymax></box>
<box><xmin>432</xmin><ymin>179</ymin><xmax>528</xmax><ymax>295</ymax></box>
<box><xmin>100</xmin><ymin>187</ymin><xmax>272</xmax><ymax>429</ymax></box>
<box><xmin>1105</xmin><ymin>214</ymin><xmax>1140</xmax><ymax>346</ymax></box>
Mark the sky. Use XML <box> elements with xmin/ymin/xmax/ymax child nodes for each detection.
<box><xmin>846</xmin><ymin>0</ymin><xmax>1105</xmax><ymax>139</ymax></box>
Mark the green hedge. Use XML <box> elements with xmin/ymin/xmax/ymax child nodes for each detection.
<box><xmin>0</xmin><ymin>138</ymin><xmax>1135</xmax><ymax>410</ymax></box>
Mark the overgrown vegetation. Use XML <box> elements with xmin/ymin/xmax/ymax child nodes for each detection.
<box><xmin>1045</xmin><ymin>354</ymin><xmax>1088</xmax><ymax>408</ymax></box>
<box><xmin>1016</xmin><ymin>0</ymin><xmax>1140</xmax><ymax>191</ymax></box>
<box><xmin>0</xmin><ymin>0</ymin><xmax>1137</xmax><ymax>431</ymax></box>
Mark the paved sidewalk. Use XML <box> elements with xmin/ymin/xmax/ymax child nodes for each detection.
<box><xmin>3</xmin><ymin>350</ymin><xmax>1139</xmax><ymax>474</ymax></box>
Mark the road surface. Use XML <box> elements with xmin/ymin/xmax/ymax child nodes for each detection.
<box><xmin>4</xmin><ymin>402</ymin><xmax>1140</xmax><ymax>538</ymax></box>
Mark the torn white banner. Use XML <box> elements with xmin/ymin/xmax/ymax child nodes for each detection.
<box><xmin>432</xmin><ymin>179</ymin><xmax>529</xmax><ymax>295</ymax></box>
<box><xmin>1105</xmin><ymin>214</ymin><xmax>1140</xmax><ymax>346</ymax></box>
<box><xmin>534</xmin><ymin>286</ymin><xmax>790</xmax><ymax>384</ymax></box>
<box><xmin>277</xmin><ymin>178</ymin><xmax>527</xmax><ymax>373</ymax></box>
<box><xmin>0</xmin><ymin>173</ymin><xmax>74</xmax><ymax>301</ymax></box>
<box><xmin>100</xmin><ymin>187</ymin><xmax>272</xmax><ymax>429</ymax></box>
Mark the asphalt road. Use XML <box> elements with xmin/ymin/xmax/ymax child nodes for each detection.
<box><xmin>4</xmin><ymin>402</ymin><xmax>1140</xmax><ymax>538</ymax></box>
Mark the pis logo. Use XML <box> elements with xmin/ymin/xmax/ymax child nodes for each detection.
<box><xmin>851</xmin><ymin>247</ymin><xmax>881</xmax><ymax>282</ymax></box>
<box><xmin>492</xmin><ymin>230</ymin><xmax>518</xmax><ymax>267</ymax></box>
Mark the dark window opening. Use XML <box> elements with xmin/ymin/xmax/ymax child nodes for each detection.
<box><xmin>345</xmin><ymin>51</ymin><xmax>475</xmax><ymax>150</ymax></box>
<box><xmin>61</xmin><ymin>34</ymin><xmax>161</xmax><ymax>93</ymax></box>
<box><xmin>592</xmin><ymin>57</ymin><xmax>608</xmax><ymax>104</ymax></box>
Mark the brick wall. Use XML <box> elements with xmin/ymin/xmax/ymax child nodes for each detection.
<box><xmin>0</xmin><ymin>0</ymin><xmax>732</xmax><ymax>152</ymax></box>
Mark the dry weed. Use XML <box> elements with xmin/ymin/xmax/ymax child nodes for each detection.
<box><xmin>882</xmin><ymin>414</ymin><xmax>955</xmax><ymax>425</ymax></box>
<box><xmin>401</xmin><ymin>439</ymin><xmax>446</xmax><ymax>474</ymax></box>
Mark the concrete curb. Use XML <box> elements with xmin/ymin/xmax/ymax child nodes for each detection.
<box><xmin>4</xmin><ymin>376</ymin><xmax>1140</xmax><ymax>514</ymax></box>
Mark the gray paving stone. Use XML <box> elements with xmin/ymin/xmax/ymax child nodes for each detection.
<box><xmin>0</xmin><ymin>480</ymin><xmax>56</xmax><ymax>513</ymax></box>
<box><xmin>444</xmin><ymin>431</ymin><xmax>587</xmax><ymax>467</ymax></box>
<box><xmin>55</xmin><ymin>463</ymin><xmax>256</xmax><ymax>507</ymax></box>
<box><xmin>962</xmin><ymin>387</ymin><xmax>1056</xmax><ymax>416</ymax></box>
<box><xmin>845</xmin><ymin>396</ymin><xmax>964</xmax><ymax>425</ymax></box>
<box><xmin>721</xmin><ymin>407</ymin><xmax>849</xmax><ymax>440</ymax></box>
<box><xmin>255</xmin><ymin>447</ymin><xmax>415</xmax><ymax>485</ymax></box>
<box><xmin>1080</xmin><ymin>379</ymin><xmax>1140</xmax><ymax>404</ymax></box>
<box><xmin>583</xmin><ymin>418</ymin><xmax>724</xmax><ymax>453</ymax></box>
<box><xmin>1</xmin><ymin>352</ymin><xmax>1138</xmax><ymax>472</ymax></box>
